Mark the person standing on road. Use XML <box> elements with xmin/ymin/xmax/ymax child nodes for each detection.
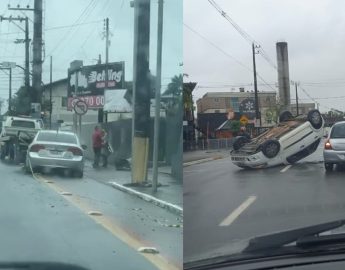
<box><xmin>92</xmin><ymin>126</ymin><xmax>102</xmax><ymax>168</ymax></box>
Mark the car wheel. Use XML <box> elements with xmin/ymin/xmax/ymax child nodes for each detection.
<box><xmin>279</xmin><ymin>110</ymin><xmax>293</xmax><ymax>122</ymax></box>
<box><xmin>261</xmin><ymin>139</ymin><xmax>280</xmax><ymax>158</ymax></box>
<box><xmin>74</xmin><ymin>170</ymin><xmax>83</xmax><ymax>178</ymax></box>
<box><xmin>9</xmin><ymin>145</ymin><xmax>15</xmax><ymax>161</ymax></box>
<box><xmin>0</xmin><ymin>146</ymin><xmax>6</xmax><ymax>160</ymax></box>
<box><xmin>232</xmin><ymin>136</ymin><xmax>250</xmax><ymax>151</ymax></box>
<box><xmin>325</xmin><ymin>163</ymin><xmax>333</xmax><ymax>172</ymax></box>
<box><xmin>308</xmin><ymin>109</ymin><xmax>323</xmax><ymax>129</ymax></box>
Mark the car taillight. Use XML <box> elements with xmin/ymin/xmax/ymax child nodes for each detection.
<box><xmin>68</xmin><ymin>147</ymin><xmax>83</xmax><ymax>156</ymax></box>
<box><xmin>30</xmin><ymin>144</ymin><xmax>45</xmax><ymax>152</ymax></box>
<box><xmin>324</xmin><ymin>140</ymin><xmax>332</xmax><ymax>150</ymax></box>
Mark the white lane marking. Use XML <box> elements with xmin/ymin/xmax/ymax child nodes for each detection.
<box><xmin>219</xmin><ymin>195</ymin><xmax>257</xmax><ymax>227</ymax></box>
<box><xmin>280</xmin><ymin>165</ymin><xmax>292</xmax><ymax>173</ymax></box>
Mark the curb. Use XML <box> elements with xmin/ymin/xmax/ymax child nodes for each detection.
<box><xmin>183</xmin><ymin>155</ymin><xmax>225</xmax><ymax>167</ymax></box>
<box><xmin>108</xmin><ymin>181</ymin><xmax>183</xmax><ymax>217</ymax></box>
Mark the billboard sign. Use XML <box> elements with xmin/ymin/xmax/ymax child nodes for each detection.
<box><xmin>67</xmin><ymin>95</ymin><xmax>104</xmax><ymax>111</ymax></box>
<box><xmin>68</xmin><ymin>62</ymin><xmax>125</xmax><ymax>97</ymax></box>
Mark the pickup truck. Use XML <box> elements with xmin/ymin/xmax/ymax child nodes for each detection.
<box><xmin>0</xmin><ymin>116</ymin><xmax>43</xmax><ymax>163</ymax></box>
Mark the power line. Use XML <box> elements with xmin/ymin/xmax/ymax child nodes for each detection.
<box><xmin>184</xmin><ymin>23</ymin><xmax>251</xmax><ymax>72</ymax></box>
<box><xmin>46</xmin><ymin>0</ymin><xmax>97</xmax><ymax>56</ymax></box>
<box><xmin>207</xmin><ymin>1</ymin><xmax>339</xmax><ymax>110</ymax></box>
<box><xmin>184</xmin><ymin>23</ymin><xmax>277</xmax><ymax>92</ymax></box>
<box><xmin>208</xmin><ymin>0</ymin><xmax>277</xmax><ymax>70</ymax></box>
<box><xmin>0</xmin><ymin>20</ymin><xmax>103</xmax><ymax>36</ymax></box>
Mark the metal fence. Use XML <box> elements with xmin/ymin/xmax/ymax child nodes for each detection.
<box><xmin>184</xmin><ymin>138</ymin><xmax>234</xmax><ymax>151</ymax></box>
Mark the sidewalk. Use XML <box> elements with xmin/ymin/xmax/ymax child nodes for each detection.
<box><xmin>183</xmin><ymin>149</ymin><xmax>230</xmax><ymax>164</ymax></box>
<box><xmin>84</xmin><ymin>160</ymin><xmax>182</xmax><ymax>215</ymax></box>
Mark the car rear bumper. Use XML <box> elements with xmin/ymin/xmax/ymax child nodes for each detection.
<box><xmin>323</xmin><ymin>150</ymin><xmax>345</xmax><ymax>164</ymax></box>
<box><xmin>28</xmin><ymin>153</ymin><xmax>84</xmax><ymax>171</ymax></box>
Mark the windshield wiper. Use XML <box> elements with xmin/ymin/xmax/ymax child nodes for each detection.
<box><xmin>244</xmin><ymin>219</ymin><xmax>345</xmax><ymax>253</ymax></box>
<box><xmin>185</xmin><ymin>219</ymin><xmax>345</xmax><ymax>270</ymax></box>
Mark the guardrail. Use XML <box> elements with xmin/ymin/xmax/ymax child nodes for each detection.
<box><xmin>184</xmin><ymin>138</ymin><xmax>234</xmax><ymax>151</ymax></box>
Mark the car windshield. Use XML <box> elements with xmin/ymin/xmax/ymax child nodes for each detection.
<box><xmin>331</xmin><ymin>124</ymin><xmax>345</xmax><ymax>138</ymax></box>
<box><xmin>0</xmin><ymin>0</ymin><xmax>182</xmax><ymax>269</ymax></box>
<box><xmin>37</xmin><ymin>132</ymin><xmax>77</xmax><ymax>144</ymax></box>
<box><xmin>184</xmin><ymin>0</ymin><xmax>345</xmax><ymax>266</ymax></box>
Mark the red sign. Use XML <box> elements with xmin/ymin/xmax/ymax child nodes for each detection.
<box><xmin>68</xmin><ymin>95</ymin><xmax>104</xmax><ymax>111</ymax></box>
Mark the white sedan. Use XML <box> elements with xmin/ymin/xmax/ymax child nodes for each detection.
<box><xmin>26</xmin><ymin>130</ymin><xmax>86</xmax><ymax>177</ymax></box>
<box><xmin>230</xmin><ymin>109</ymin><xmax>324</xmax><ymax>169</ymax></box>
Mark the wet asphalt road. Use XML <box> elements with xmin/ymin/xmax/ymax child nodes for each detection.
<box><xmin>0</xmin><ymin>160</ymin><xmax>181</xmax><ymax>270</ymax></box>
<box><xmin>184</xmin><ymin>145</ymin><xmax>345</xmax><ymax>262</ymax></box>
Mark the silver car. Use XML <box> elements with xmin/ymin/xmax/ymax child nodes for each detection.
<box><xmin>26</xmin><ymin>130</ymin><xmax>86</xmax><ymax>177</ymax></box>
<box><xmin>323</xmin><ymin>121</ymin><xmax>345</xmax><ymax>171</ymax></box>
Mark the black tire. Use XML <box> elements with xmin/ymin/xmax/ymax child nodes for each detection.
<box><xmin>9</xmin><ymin>144</ymin><xmax>15</xmax><ymax>161</ymax></box>
<box><xmin>261</xmin><ymin>139</ymin><xmax>280</xmax><ymax>158</ymax></box>
<box><xmin>279</xmin><ymin>110</ymin><xmax>293</xmax><ymax>122</ymax></box>
<box><xmin>307</xmin><ymin>109</ymin><xmax>323</xmax><ymax>129</ymax></box>
<box><xmin>325</xmin><ymin>163</ymin><xmax>334</xmax><ymax>172</ymax></box>
<box><xmin>0</xmin><ymin>146</ymin><xmax>6</xmax><ymax>160</ymax></box>
<box><xmin>232</xmin><ymin>136</ymin><xmax>250</xmax><ymax>151</ymax></box>
<box><xmin>74</xmin><ymin>170</ymin><xmax>84</xmax><ymax>178</ymax></box>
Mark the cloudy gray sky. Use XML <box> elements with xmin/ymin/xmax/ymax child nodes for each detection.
<box><xmin>0</xmin><ymin>0</ymin><xmax>182</xmax><ymax>112</ymax></box>
<box><xmin>184</xmin><ymin>0</ymin><xmax>345</xmax><ymax>112</ymax></box>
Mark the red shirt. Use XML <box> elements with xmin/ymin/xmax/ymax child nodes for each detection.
<box><xmin>92</xmin><ymin>130</ymin><xmax>102</xmax><ymax>148</ymax></box>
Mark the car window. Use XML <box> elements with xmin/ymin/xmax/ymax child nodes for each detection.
<box><xmin>331</xmin><ymin>124</ymin><xmax>345</xmax><ymax>138</ymax></box>
<box><xmin>37</xmin><ymin>132</ymin><xmax>77</xmax><ymax>144</ymax></box>
<box><xmin>11</xmin><ymin>120</ymin><xmax>35</xmax><ymax>129</ymax></box>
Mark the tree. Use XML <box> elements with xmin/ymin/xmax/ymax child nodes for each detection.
<box><xmin>11</xmin><ymin>86</ymin><xmax>32</xmax><ymax>115</ymax></box>
<box><xmin>164</xmin><ymin>74</ymin><xmax>183</xmax><ymax>97</ymax></box>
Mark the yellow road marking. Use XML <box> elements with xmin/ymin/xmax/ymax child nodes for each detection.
<box><xmin>34</xmin><ymin>174</ymin><xmax>181</xmax><ymax>270</ymax></box>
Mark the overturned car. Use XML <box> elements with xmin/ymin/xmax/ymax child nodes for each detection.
<box><xmin>230</xmin><ymin>109</ymin><xmax>324</xmax><ymax>169</ymax></box>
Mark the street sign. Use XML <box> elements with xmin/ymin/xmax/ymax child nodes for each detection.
<box><xmin>1</xmin><ymin>61</ymin><xmax>16</xmax><ymax>68</ymax></box>
<box><xmin>240</xmin><ymin>115</ymin><xmax>248</xmax><ymax>125</ymax></box>
<box><xmin>73</xmin><ymin>100</ymin><xmax>88</xmax><ymax>115</ymax></box>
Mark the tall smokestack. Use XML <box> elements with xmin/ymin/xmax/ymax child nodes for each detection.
<box><xmin>276</xmin><ymin>42</ymin><xmax>291</xmax><ymax>111</ymax></box>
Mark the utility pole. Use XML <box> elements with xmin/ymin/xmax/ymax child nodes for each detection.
<box><xmin>98</xmin><ymin>17</ymin><xmax>110</xmax><ymax>123</ymax></box>
<box><xmin>25</xmin><ymin>17</ymin><xmax>30</xmax><ymax>90</ymax></box>
<box><xmin>252</xmin><ymin>42</ymin><xmax>261</xmax><ymax>127</ymax></box>
<box><xmin>295</xmin><ymin>82</ymin><xmax>299</xmax><ymax>116</ymax></box>
<box><xmin>152</xmin><ymin>0</ymin><xmax>164</xmax><ymax>193</ymax></box>
<box><xmin>132</xmin><ymin>0</ymin><xmax>151</xmax><ymax>185</ymax></box>
<box><xmin>9</xmin><ymin>68</ymin><xmax>12</xmax><ymax>113</ymax></box>
<box><xmin>0</xmin><ymin>16</ymin><xmax>30</xmax><ymax>93</ymax></box>
<box><xmin>105</xmin><ymin>17</ymin><xmax>109</xmax><ymax>84</ymax></box>
<box><xmin>49</xmin><ymin>56</ymin><xmax>52</xmax><ymax>129</ymax></box>
<box><xmin>33</xmin><ymin>0</ymin><xmax>43</xmax><ymax>104</ymax></box>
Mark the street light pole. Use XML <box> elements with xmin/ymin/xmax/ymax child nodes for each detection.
<box><xmin>50</xmin><ymin>56</ymin><xmax>52</xmax><ymax>129</ymax></box>
<box><xmin>9</xmin><ymin>68</ymin><xmax>12</xmax><ymax>113</ymax></box>
<box><xmin>152</xmin><ymin>0</ymin><xmax>164</xmax><ymax>193</ymax></box>
<box><xmin>295</xmin><ymin>82</ymin><xmax>299</xmax><ymax>116</ymax></box>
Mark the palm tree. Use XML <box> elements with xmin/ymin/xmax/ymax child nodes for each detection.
<box><xmin>164</xmin><ymin>74</ymin><xmax>183</xmax><ymax>97</ymax></box>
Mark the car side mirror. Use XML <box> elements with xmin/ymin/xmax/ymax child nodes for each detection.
<box><xmin>81</xmin><ymin>145</ymin><xmax>87</xmax><ymax>150</ymax></box>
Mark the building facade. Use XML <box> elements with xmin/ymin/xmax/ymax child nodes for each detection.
<box><xmin>42</xmin><ymin>78</ymin><xmax>98</xmax><ymax>127</ymax></box>
<box><xmin>196</xmin><ymin>90</ymin><xmax>278</xmax><ymax>127</ymax></box>
<box><xmin>290</xmin><ymin>103</ymin><xmax>315</xmax><ymax>116</ymax></box>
